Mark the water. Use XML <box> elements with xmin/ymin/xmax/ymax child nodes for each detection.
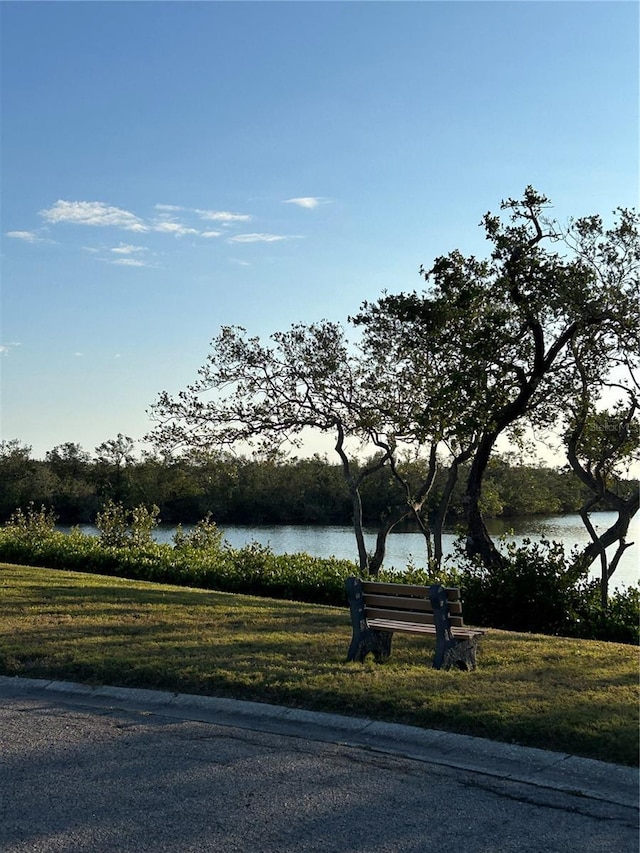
<box><xmin>64</xmin><ymin>512</ymin><xmax>639</xmax><ymax>590</ymax></box>
<box><xmin>217</xmin><ymin>513</ymin><xmax>639</xmax><ymax>589</ymax></box>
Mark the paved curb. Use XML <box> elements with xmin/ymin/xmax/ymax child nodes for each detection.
<box><xmin>2</xmin><ymin>675</ymin><xmax>638</xmax><ymax>809</ymax></box>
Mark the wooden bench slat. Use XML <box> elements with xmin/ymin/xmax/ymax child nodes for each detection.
<box><xmin>364</xmin><ymin>607</ymin><xmax>466</xmax><ymax>629</ymax></box>
<box><xmin>367</xmin><ymin>619</ymin><xmax>437</xmax><ymax>635</ymax></box>
<box><xmin>363</xmin><ymin>593</ymin><xmax>463</xmax><ymax>615</ymax></box>
<box><xmin>365</xmin><ymin>607</ymin><xmax>435</xmax><ymax>626</ymax></box>
<box><xmin>367</xmin><ymin>618</ymin><xmax>483</xmax><ymax>639</ymax></box>
<box><xmin>362</xmin><ymin>581</ymin><xmax>460</xmax><ymax>602</ymax></box>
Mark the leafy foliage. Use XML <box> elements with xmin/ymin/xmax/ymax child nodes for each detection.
<box><xmin>6</xmin><ymin>503</ymin><xmax>57</xmax><ymax>537</ymax></box>
<box><xmin>2</xmin><ymin>439</ymin><xmax>621</xmax><ymax>526</ymax></box>
<box><xmin>172</xmin><ymin>512</ymin><xmax>223</xmax><ymax>551</ymax></box>
<box><xmin>95</xmin><ymin>499</ymin><xmax>160</xmax><ymax>548</ymax></box>
<box><xmin>454</xmin><ymin>538</ymin><xmax>639</xmax><ymax>644</ymax></box>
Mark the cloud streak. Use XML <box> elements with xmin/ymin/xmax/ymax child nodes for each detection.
<box><xmin>152</xmin><ymin>220</ymin><xmax>199</xmax><ymax>236</ymax></box>
<box><xmin>6</xmin><ymin>230</ymin><xmax>46</xmax><ymax>243</ymax></box>
<box><xmin>18</xmin><ymin>199</ymin><xmax>303</xmax><ymax>263</ymax></box>
<box><xmin>38</xmin><ymin>200</ymin><xmax>255</xmax><ymax>239</ymax></box>
<box><xmin>228</xmin><ymin>233</ymin><xmax>294</xmax><ymax>243</ymax></box>
<box><xmin>40</xmin><ymin>200</ymin><xmax>148</xmax><ymax>231</ymax></box>
<box><xmin>196</xmin><ymin>209</ymin><xmax>252</xmax><ymax>223</ymax></box>
<box><xmin>111</xmin><ymin>243</ymin><xmax>146</xmax><ymax>255</ymax></box>
<box><xmin>111</xmin><ymin>258</ymin><xmax>148</xmax><ymax>267</ymax></box>
<box><xmin>284</xmin><ymin>197</ymin><xmax>328</xmax><ymax>209</ymax></box>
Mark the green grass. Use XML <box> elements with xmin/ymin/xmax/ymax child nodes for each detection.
<box><xmin>1</xmin><ymin>561</ymin><xmax>638</xmax><ymax>766</ymax></box>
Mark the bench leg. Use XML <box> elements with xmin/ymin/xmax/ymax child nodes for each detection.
<box><xmin>346</xmin><ymin>576</ymin><xmax>394</xmax><ymax>663</ymax></box>
<box><xmin>351</xmin><ymin>628</ymin><xmax>393</xmax><ymax>663</ymax></box>
<box><xmin>436</xmin><ymin>636</ymin><xmax>479</xmax><ymax>672</ymax></box>
<box><xmin>429</xmin><ymin>584</ymin><xmax>479</xmax><ymax>671</ymax></box>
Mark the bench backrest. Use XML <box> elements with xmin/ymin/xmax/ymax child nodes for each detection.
<box><xmin>360</xmin><ymin>580</ymin><xmax>465</xmax><ymax>628</ymax></box>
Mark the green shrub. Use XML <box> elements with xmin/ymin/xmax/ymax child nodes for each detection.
<box><xmin>457</xmin><ymin>538</ymin><xmax>579</xmax><ymax>634</ymax></box>
<box><xmin>565</xmin><ymin>581</ymin><xmax>640</xmax><ymax>645</ymax></box>
<box><xmin>172</xmin><ymin>513</ymin><xmax>223</xmax><ymax>551</ymax></box>
<box><xmin>96</xmin><ymin>500</ymin><xmax>160</xmax><ymax>548</ymax></box>
<box><xmin>454</xmin><ymin>538</ymin><xmax>639</xmax><ymax>643</ymax></box>
<box><xmin>6</xmin><ymin>503</ymin><xmax>57</xmax><ymax>537</ymax></box>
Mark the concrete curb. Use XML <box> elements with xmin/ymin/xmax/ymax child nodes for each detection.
<box><xmin>2</xmin><ymin>675</ymin><xmax>637</xmax><ymax>809</ymax></box>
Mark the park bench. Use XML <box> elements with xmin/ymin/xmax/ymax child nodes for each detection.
<box><xmin>345</xmin><ymin>577</ymin><xmax>484</xmax><ymax>670</ymax></box>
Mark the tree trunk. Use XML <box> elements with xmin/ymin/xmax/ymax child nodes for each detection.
<box><xmin>565</xmin><ymin>391</ymin><xmax>639</xmax><ymax>606</ymax></box>
<box><xmin>578</xmin><ymin>495</ymin><xmax>638</xmax><ymax>567</ymax></box>
<box><xmin>433</xmin><ymin>446</ymin><xmax>474</xmax><ymax>568</ymax></box>
<box><xmin>573</xmin><ymin>493</ymin><xmax>639</xmax><ymax>607</ymax></box>
<box><xmin>368</xmin><ymin>507</ymin><xmax>411</xmax><ymax>576</ymax></box>
<box><xmin>367</xmin><ymin>444</ymin><xmax>439</xmax><ymax>576</ymax></box>
<box><xmin>349</xmin><ymin>483</ymin><xmax>370</xmax><ymax>574</ymax></box>
<box><xmin>335</xmin><ymin>423</ymin><xmax>396</xmax><ymax>575</ymax></box>
<box><xmin>463</xmin><ymin>433</ymin><xmax>506</xmax><ymax>568</ymax></box>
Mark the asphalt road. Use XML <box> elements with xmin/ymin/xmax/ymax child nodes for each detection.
<box><xmin>1</xmin><ymin>677</ymin><xmax>638</xmax><ymax>853</ymax></box>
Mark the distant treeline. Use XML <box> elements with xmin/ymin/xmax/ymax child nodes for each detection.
<box><xmin>0</xmin><ymin>439</ymin><xmax>636</xmax><ymax>526</ymax></box>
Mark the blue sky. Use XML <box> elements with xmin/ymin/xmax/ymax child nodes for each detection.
<box><xmin>1</xmin><ymin>1</ymin><xmax>638</xmax><ymax>460</ymax></box>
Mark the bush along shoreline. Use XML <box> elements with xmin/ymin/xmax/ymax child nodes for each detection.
<box><xmin>1</xmin><ymin>503</ymin><xmax>637</xmax><ymax>645</ymax></box>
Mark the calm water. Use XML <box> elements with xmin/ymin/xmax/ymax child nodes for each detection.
<box><xmin>66</xmin><ymin>512</ymin><xmax>639</xmax><ymax>589</ymax></box>
<box><xmin>216</xmin><ymin>513</ymin><xmax>639</xmax><ymax>589</ymax></box>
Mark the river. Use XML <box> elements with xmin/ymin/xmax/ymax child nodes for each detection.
<box><xmin>64</xmin><ymin>511</ymin><xmax>639</xmax><ymax>590</ymax></box>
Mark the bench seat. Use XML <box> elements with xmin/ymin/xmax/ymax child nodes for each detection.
<box><xmin>367</xmin><ymin>618</ymin><xmax>480</xmax><ymax>640</ymax></box>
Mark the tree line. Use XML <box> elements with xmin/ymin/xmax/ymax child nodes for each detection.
<box><xmin>1</xmin><ymin>435</ymin><xmax>635</xmax><ymax>530</ymax></box>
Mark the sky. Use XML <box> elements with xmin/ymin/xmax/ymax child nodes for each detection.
<box><xmin>1</xmin><ymin>0</ymin><xmax>638</xmax><ymax>461</ymax></box>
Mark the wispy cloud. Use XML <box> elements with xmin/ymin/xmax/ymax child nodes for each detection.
<box><xmin>40</xmin><ymin>200</ymin><xmax>148</xmax><ymax>232</ymax></box>
<box><xmin>111</xmin><ymin>258</ymin><xmax>148</xmax><ymax>267</ymax></box>
<box><xmin>196</xmin><ymin>209</ymin><xmax>252</xmax><ymax>223</ymax></box>
<box><xmin>0</xmin><ymin>342</ymin><xmax>21</xmax><ymax>356</ymax></box>
<box><xmin>6</xmin><ymin>230</ymin><xmax>47</xmax><ymax>243</ymax></box>
<box><xmin>23</xmin><ymin>199</ymin><xmax>301</xmax><ymax>259</ymax></box>
<box><xmin>229</xmin><ymin>233</ymin><xmax>294</xmax><ymax>243</ymax></box>
<box><xmin>39</xmin><ymin>200</ymin><xmax>206</xmax><ymax>243</ymax></box>
<box><xmin>111</xmin><ymin>243</ymin><xmax>146</xmax><ymax>255</ymax></box>
<box><xmin>284</xmin><ymin>197</ymin><xmax>328</xmax><ymax>209</ymax></box>
<box><xmin>151</xmin><ymin>220</ymin><xmax>199</xmax><ymax>236</ymax></box>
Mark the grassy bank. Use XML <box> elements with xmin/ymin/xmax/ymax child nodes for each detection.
<box><xmin>1</xmin><ymin>562</ymin><xmax>638</xmax><ymax>766</ymax></box>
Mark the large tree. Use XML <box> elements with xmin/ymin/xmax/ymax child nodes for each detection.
<box><xmin>148</xmin><ymin>322</ymin><xmax>400</xmax><ymax>572</ymax></box>
<box><xmin>354</xmin><ymin>189</ymin><xmax>639</xmax><ymax>570</ymax></box>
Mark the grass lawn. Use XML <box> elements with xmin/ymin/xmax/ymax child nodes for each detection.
<box><xmin>1</xmin><ymin>561</ymin><xmax>638</xmax><ymax>766</ymax></box>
